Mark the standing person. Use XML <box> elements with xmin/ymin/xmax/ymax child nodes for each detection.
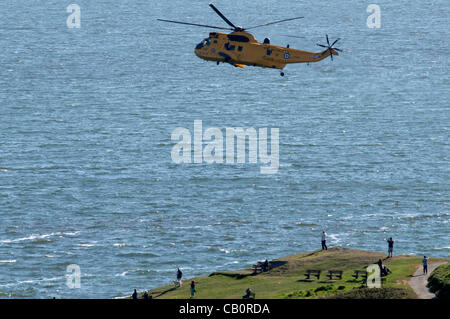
<box><xmin>132</xmin><ymin>289</ymin><xmax>137</xmax><ymax>299</ymax></box>
<box><xmin>262</xmin><ymin>259</ymin><xmax>269</xmax><ymax>272</ymax></box>
<box><xmin>387</xmin><ymin>237</ymin><xmax>394</xmax><ymax>258</ymax></box>
<box><xmin>377</xmin><ymin>259</ymin><xmax>383</xmax><ymax>272</ymax></box>
<box><xmin>321</xmin><ymin>230</ymin><xmax>327</xmax><ymax>250</ymax></box>
<box><xmin>176</xmin><ymin>267</ymin><xmax>183</xmax><ymax>286</ymax></box>
<box><xmin>377</xmin><ymin>259</ymin><xmax>386</xmax><ymax>276</ymax></box>
<box><xmin>422</xmin><ymin>256</ymin><xmax>428</xmax><ymax>274</ymax></box>
<box><xmin>190</xmin><ymin>281</ymin><xmax>196</xmax><ymax>299</ymax></box>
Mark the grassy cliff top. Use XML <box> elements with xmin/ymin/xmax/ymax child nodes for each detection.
<box><xmin>138</xmin><ymin>247</ymin><xmax>449</xmax><ymax>299</ymax></box>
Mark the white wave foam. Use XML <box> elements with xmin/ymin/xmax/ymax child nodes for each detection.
<box><xmin>115</xmin><ymin>271</ymin><xmax>129</xmax><ymax>277</ymax></box>
<box><xmin>0</xmin><ymin>233</ymin><xmax>56</xmax><ymax>243</ymax></box>
<box><xmin>328</xmin><ymin>234</ymin><xmax>341</xmax><ymax>243</ymax></box>
<box><xmin>113</xmin><ymin>243</ymin><xmax>129</xmax><ymax>247</ymax></box>
<box><xmin>0</xmin><ymin>231</ymin><xmax>81</xmax><ymax>244</ymax></box>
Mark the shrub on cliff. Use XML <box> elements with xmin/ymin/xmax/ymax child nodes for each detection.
<box><xmin>428</xmin><ymin>263</ymin><xmax>450</xmax><ymax>299</ymax></box>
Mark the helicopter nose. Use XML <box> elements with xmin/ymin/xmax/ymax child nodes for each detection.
<box><xmin>195</xmin><ymin>42</ymin><xmax>204</xmax><ymax>57</ymax></box>
<box><xmin>194</xmin><ymin>47</ymin><xmax>201</xmax><ymax>57</ymax></box>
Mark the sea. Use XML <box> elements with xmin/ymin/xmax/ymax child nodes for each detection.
<box><xmin>0</xmin><ymin>0</ymin><xmax>448</xmax><ymax>298</ymax></box>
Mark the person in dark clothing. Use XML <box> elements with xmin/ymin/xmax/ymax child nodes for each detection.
<box><xmin>262</xmin><ymin>259</ymin><xmax>269</xmax><ymax>272</ymax></box>
<box><xmin>321</xmin><ymin>231</ymin><xmax>327</xmax><ymax>250</ymax></box>
<box><xmin>132</xmin><ymin>289</ymin><xmax>137</xmax><ymax>299</ymax></box>
<box><xmin>387</xmin><ymin>237</ymin><xmax>394</xmax><ymax>258</ymax></box>
<box><xmin>176</xmin><ymin>267</ymin><xmax>183</xmax><ymax>286</ymax></box>
<box><xmin>377</xmin><ymin>259</ymin><xmax>383</xmax><ymax>274</ymax></box>
<box><xmin>143</xmin><ymin>291</ymin><xmax>149</xmax><ymax>299</ymax></box>
<box><xmin>190</xmin><ymin>281</ymin><xmax>196</xmax><ymax>298</ymax></box>
<box><xmin>377</xmin><ymin>259</ymin><xmax>390</xmax><ymax>276</ymax></box>
<box><xmin>242</xmin><ymin>288</ymin><xmax>253</xmax><ymax>299</ymax></box>
<box><xmin>422</xmin><ymin>256</ymin><xmax>429</xmax><ymax>274</ymax></box>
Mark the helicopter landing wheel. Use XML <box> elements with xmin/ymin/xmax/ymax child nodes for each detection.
<box><xmin>280</xmin><ymin>71</ymin><xmax>285</xmax><ymax>77</ymax></box>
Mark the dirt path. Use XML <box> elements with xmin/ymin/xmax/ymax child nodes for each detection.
<box><xmin>409</xmin><ymin>262</ymin><xmax>447</xmax><ymax>299</ymax></box>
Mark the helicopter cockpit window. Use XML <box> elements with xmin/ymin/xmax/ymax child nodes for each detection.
<box><xmin>196</xmin><ymin>39</ymin><xmax>210</xmax><ymax>49</ymax></box>
<box><xmin>227</xmin><ymin>34</ymin><xmax>249</xmax><ymax>42</ymax></box>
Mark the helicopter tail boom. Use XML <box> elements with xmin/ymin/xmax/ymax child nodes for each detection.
<box><xmin>285</xmin><ymin>35</ymin><xmax>342</xmax><ymax>63</ymax></box>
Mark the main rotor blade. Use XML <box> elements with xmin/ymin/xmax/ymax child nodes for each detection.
<box><xmin>282</xmin><ymin>35</ymin><xmax>305</xmax><ymax>39</ymax></box>
<box><xmin>157</xmin><ymin>19</ymin><xmax>233</xmax><ymax>31</ymax></box>
<box><xmin>209</xmin><ymin>3</ymin><xmax>237</xmax><ymax>29</ymax></box>
<box><xmin>245</xmin><ymin>16</ymin><xmax>304</xmax><ymax>30</ymax></box>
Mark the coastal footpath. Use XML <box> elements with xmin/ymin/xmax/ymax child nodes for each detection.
<box><xmin>135</xmin><ymin>247</ymin><xmax>449</xmax><ymax>299</ymax></box>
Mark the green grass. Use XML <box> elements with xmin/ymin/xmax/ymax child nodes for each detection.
<box><xmin>137</xmin><ymin>247</ymin><xmax>448</xmax><ymax>299</ymax></box>
<box><xmin>428</xmin><ymin>263</ymin><xmax>450</xmax><ymax>299</ymax></box>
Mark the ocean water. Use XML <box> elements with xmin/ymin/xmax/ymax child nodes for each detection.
<box><xmin>0</xmin><ymin>0</ymin><xmax>448</xmax><ymax>298</ymax></box>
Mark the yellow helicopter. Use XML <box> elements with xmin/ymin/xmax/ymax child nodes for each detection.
<box><xmin>158</xmin><ymin>3</ymin><xmax>342</xmax><ymax>76</ymax></box>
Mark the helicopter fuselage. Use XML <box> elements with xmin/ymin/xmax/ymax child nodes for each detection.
<box><xmin>194</xmin><ymin>31</ymin><xmax>338</xmax><ymax>70</ymax></box>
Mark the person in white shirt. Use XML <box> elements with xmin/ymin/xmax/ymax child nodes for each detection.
<box><xmin>321</xmin><ymin>231</ymin><xmax>327</xmax><ymax>250</ymax></box>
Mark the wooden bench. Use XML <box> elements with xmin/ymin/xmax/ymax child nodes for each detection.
<box><xmin>252</xmin><ymin>262</ymin><xmax>272</xmax><ymax>274</ymax></box>
<box><xmin>304</xmin><ymin>270</ymin><xmax>321</xmax><ymax>280</ymax></box>
<box><xmin>327</xmin><ymin>270</ymin><xmax>343</xmax><ymax>280</ymax></box>
<box><xmin>352</xmin><ymin>270</ymin><xmax>368</xmax><ymax>281</ymax></box>
<box><xmin>352</xmin><ymin>270</ymin><xmax>388</xmax><ymax>285</ymax></box>
<box><xmin>252</xmin><ymin>264</ymin><xmax>262</xmax><ymax>274</ymax></box>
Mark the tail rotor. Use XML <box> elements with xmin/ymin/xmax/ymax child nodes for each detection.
<box><xmin>316</xmin><ymin>34</ymin><xmax>342</xmax><ymax>61</ymax></box>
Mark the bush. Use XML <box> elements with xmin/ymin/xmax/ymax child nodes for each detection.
<box><xmin>314</xmin><ymin>285</ymin><xmax>334</xmax><ymax>293</ymax></box>
<box><xmin>326</xmin><ymin>287</ymin><xmax>415</xmax><ymax>299</ymax></box>
<box><xmin>428</xmin><ymin>264</ymin><xmax>450</xmax><ymax>300</ymax></box>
